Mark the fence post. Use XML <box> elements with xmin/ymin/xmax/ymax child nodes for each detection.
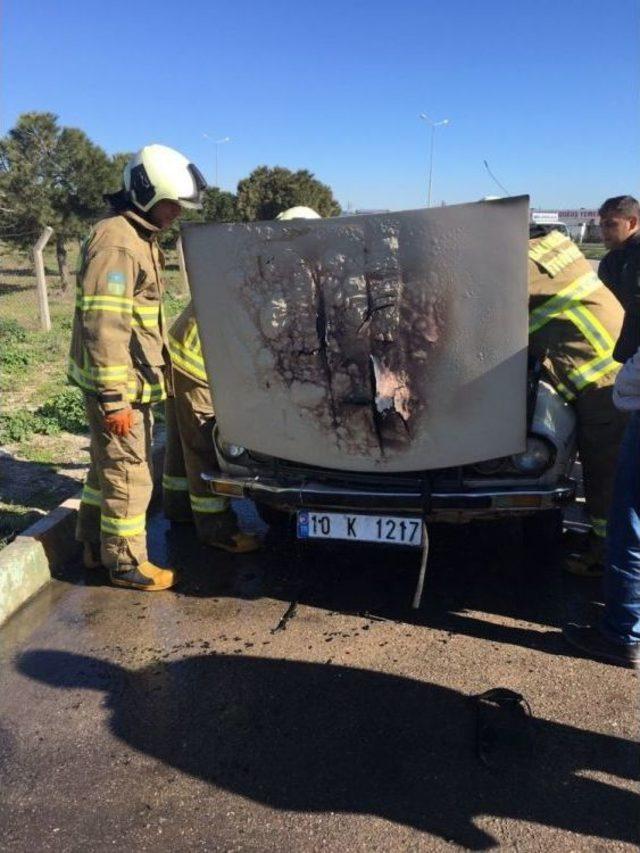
<box><xmin>33</xmin><ymin>226</ymin><xmax>54</xmax><ymax>332</ymax></box>
<box><xmin>176</xmin><ymin>236</ymin><xmax>190</xmax><ymax>295</ymax></box>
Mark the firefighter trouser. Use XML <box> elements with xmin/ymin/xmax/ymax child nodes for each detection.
<box><xmin>162</xmin><ymin>372</ymin><xmax>236</xmax><ymax>542</ymax></box>
<box><xmin>76</xmin><ymin>394</ymin><xmax>153</xmax><ymax>570</ymax></box>
<box><xmin>575</xmin><ymin>382</ymin><xmax>628</xmax><ymax>538</ymax></box>
<box><xmin>162</xmin><ymin>395</ymin><xmax>192</xmax><ymax>522</ymax></box>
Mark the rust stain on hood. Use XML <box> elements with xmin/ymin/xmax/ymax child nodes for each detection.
<box><xmin>182</xmin><ymin>198</ymin><xmax>529</xmax><ymax>472</ymax></box>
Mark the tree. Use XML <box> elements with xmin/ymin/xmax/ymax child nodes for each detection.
<box><xmin>203</xmin><ymin>186</ymin><xmax>238</xmax><ymax>223</ymax></box>
<box><xmin>0</xmin><ymin>112</ymin><xmax>116</xmax><ymax>290</ymax></box>
<box><xmin>108</xmin><ymin>152</ymin><xmax>132</xmax><ymax>189</ymax></box>
<box><xmin>236</xmin><ymin>166</ymin><xmax>341</xmax><ymax>221</ymax></box>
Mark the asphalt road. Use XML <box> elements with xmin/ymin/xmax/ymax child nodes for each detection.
<box><xmin>0</xmin><ymin>500</ymin><xmax>637</xmax><ymax>852</ymax></box>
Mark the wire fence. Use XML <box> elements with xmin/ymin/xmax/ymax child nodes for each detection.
<box><xmin>0</xmin><ymin>238</ymin><xmax>73</xmax><ymax>332</ymax></box>
<box><xmin>0</xmin><ymin>226</ymin><xmax>44</xmax><ymax>241</ymax></box>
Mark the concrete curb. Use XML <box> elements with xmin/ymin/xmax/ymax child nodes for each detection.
<box><xmin>0</xmin><ymin>441</ymin><xmax>165</xmax><ymax>627</ymax></box>
<box><xmin>0</xmin><ymin>497</ymin><xmax>81</xmax><ymax>625</ymax></box>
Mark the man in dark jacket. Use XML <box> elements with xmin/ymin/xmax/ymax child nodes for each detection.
<box><xmin>563</xmin><ymin>196</ymin><xmax>640</xmax><ymax>667</ymax></box>
<box><xmin>597</xmin><ymin>195</ymin><xmax>640</xmax><ymax>363</ymax></box>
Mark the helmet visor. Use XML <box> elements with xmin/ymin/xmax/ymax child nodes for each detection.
<box><xmin>178</xmin><ymin>163</ymin><xmax>208</xmax><ymax>210</ymax></box>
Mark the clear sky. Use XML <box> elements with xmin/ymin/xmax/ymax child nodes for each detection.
<box><xmin>2</xmin><ymin>0</ymin><xmax>638</xmax><ymax>211</ymax></box>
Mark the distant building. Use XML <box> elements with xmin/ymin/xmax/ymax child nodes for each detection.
<box><xmin>531</xmin><ymin>208</ymin><xmax>601</xmax><ymax>242</ymax></box>
<box><xmin>340</xmin><ymin>208</ymin><xmax>391</xmax><ymax>217</ymax></box>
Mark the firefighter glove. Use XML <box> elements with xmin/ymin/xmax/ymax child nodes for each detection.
<box><xmin>104</xmin><ymin>407</ymin><xmax>135</xmax><ymax>437</ymax></box>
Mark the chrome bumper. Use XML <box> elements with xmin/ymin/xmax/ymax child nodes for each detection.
<box><xmin>202</xmin><ymin>472</ymin><xmax>575</xmax><ymax>518</ymax></box>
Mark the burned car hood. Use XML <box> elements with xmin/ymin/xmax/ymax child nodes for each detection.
<box><xmin>182</xmin><ymin>197</ymin><xmax>529</xmax><ymax>472</ymax></box>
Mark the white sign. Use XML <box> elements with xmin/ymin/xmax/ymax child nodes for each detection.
<box><xmin>532</xmin><ymin>211</ymin><xmax>559</xmax><ymax>224</ymax></box>
<box><xmin>559</xmin><ymin>209</ymin><xmax>599</xmax><ymax>220</ymax></box>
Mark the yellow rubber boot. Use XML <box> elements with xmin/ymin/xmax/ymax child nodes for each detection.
<box><xmin>110</xmin><ymin>561</ymin><xmax>178</xmax><ymax>591</ymax></box>
<box><xmin>204</xmin><ymin>532</ymin><xmax>261</xmax><ymax>554</ymax></box>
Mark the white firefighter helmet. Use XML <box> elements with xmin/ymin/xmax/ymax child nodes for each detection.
<box><xmin>276</xmin><ymin>206</ymin><xmax>321</xmax><ymax>221</ymax></box>
<box><xmin>123</xmin><ymin>144</ymin><xmax>207</xmax><ymax>212</ymax></box>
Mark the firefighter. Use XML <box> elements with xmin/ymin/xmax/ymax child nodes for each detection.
<box><xmin>70</xmin><ymin>144</ymin><xmax>207</xmax><ymax>591</ymax></box>
<box><xmin>162</xmin><ymin>302</ymin><xmax>261</xmax><ymax>552</ymax></box>
<box><xmin>528</xmin><ymin>225</ymin><xmax>627</xmax><ymax>575</ymax></box>
<box><xmin>162</xmin><ymin>205</ymin><xmax>320</xmax><ymax>545</ymax></box>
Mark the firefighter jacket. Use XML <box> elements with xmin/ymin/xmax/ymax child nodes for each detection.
<box><xmin>167</xmin><ymin>302</ymin><xmax>207</xmax><ymax>386</ymax></box>
<box><xmin>528</xmin><ymin>230</ymin><xmax>623</xmax><ymax>402</ymax></box>
<box><xmin>68</xmin><ymin>210</ymin><xmax>172</xmax><ymax>412</ymax></box>
<box><xmin>598</xmin><ymin>232</ymin><xmax>640</xmax><ymax>363</ymax></box>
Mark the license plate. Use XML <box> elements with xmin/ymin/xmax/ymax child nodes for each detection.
<box><xmin>297</xmin><ymin>511</ymin><xmax>423</xmax><ymax>547</ymax></box>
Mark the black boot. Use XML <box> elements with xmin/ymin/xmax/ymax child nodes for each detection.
<box><xmin>563</xmin><ymin>623</ymin><xmax>640</xmax><ymax>668</ymax></box>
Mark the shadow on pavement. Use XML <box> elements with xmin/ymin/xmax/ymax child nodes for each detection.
<box><xmin>18</xmin><ymin>649</ymin><xmax>639</xmax><ymax>850</ymax></box>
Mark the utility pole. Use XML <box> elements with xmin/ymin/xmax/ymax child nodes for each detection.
<box><xmin>419</xmin><ymin>114</ymin><xmax>450</xmax><ymax>207</ymax></box>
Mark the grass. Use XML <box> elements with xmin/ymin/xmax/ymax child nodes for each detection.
<box><xmin>0</xmin><ymin>388</ymin><xmax>88</xmax><ymax>444</ymax></box>
<box><xmin>581</xmin><ymin>243</ymin><xmax>606</xmax><ymax>260</ymax></box>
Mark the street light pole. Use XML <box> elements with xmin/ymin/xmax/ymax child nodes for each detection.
<box><xmin>419</xmin><ymin>114</ymin><xmax>450</xmax><ymax>207</ymax></box>
<box><xmin>427</xmin><ymin>122</ymin><xmax>436</xmax><ymax>208</ymax></box>
<box><xmin>203</xmin><ymin>134</ymin><xmax>231</xmax><ymax>188</ymax></box>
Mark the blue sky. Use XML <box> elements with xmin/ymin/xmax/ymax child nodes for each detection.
<box><xmin>2</xmin><ymin>0</ymin><xmax>638</xmax><ymax>211</ymax></box>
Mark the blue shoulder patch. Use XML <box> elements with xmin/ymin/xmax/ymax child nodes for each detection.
<box><xmin>106</xmin><ymin>271</ymin><xmax>126</xmax><ymax>295</ymax></box>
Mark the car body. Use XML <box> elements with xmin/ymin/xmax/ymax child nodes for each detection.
<box><xmin>205</xmin><ymin>374</ymin><xmax>576</xmax><ymax>539</ymax></box>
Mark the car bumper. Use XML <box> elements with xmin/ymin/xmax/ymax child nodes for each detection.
<box><xmin>202</xmin><ymin>472</ymin><xmax>576</xmax><ymax>519</ymax></box>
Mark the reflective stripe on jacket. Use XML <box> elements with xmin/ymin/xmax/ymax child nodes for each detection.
<box><xmin>68</xmin><ymin>211</ymin><xmax>172</xmax><ymax>411</ymax></box>
<box><xmin>528</xmin><ymin>231</ymin><xmax>623</xmax><ymax>402</ymax></box>
<box><xmin>168</xmin><ymin>302</ymin><xmax>208</xmax><ymax>384</ymax></box>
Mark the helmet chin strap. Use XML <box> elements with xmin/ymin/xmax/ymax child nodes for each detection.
<box><xmin>131</xmin><ymin>204</ymin><xmax>157</xmax><ymax>226</ymax></box>
<box><xmin>103</xmin><ymin>189</ymin><xmax>159</xmax><ymax>233</ymax></box>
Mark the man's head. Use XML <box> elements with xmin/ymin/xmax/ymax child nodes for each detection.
<box><xmin>120</xmin><ymin>144</ymin><xmax>207</xmax><ymax>230</ymax></box>
<box><xmin>147</xmin><ymin>199</ymin><xmax>182</xmax><ymax>230</ymax></box>
<box><xmin>598</xmin><ymin>195</ymin><xmax>640</xmax><ymax>250</ymax></box>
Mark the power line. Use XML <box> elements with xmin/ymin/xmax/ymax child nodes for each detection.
<box><xmin>483</xmin><ymin>159</ymin><xmax>510</xmax><ymax>196</ymax></box>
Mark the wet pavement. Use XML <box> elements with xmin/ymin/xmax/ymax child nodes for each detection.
<box><xmin>0</xmin><ymin>500</ymin><xmax>638</xmax><ymax>851</ymax></box>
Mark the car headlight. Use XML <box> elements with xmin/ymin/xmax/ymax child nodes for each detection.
<box><xmin>511</xmin><ymin>436</ymin><xmax>554</xmax><ymax>475</ymax></box>
<box><xmin>213</xmin><ymin>424</ymin><xmax>248</xmax><ymax>461</ymax></box>
<box><xmin>472</xmin><ymin>457</ymin><xmax>508</xmax><ymax>475</ymax></box>
<box><xmin>219</xmin><ymin>440</ymin><xmax>247</xmax><ymax>460</ymax></box>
